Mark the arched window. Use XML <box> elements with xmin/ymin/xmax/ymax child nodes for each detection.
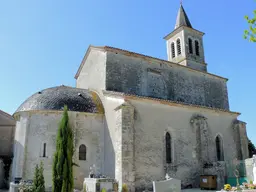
<box><xmin>79</xmin><ymin>144</ymin><xmax>87</xmax><ymax>161</ymax></box>
<box><xmin>195</xmin><ymin>40</ymin><xmax>200</xmax><ymax>56</ymax></box>
<box><xmin>188</xmin><ymin>38</ymin><xmax>193</xmax><ymax>54</ymax></box>
<box><xmin>171</xmin><ymin>42</ymin><xmax>175</xmax><ymax>58</ymax></box>
<box><xmin>216</xmin><ymin>135</ymin><xmax>224</xmax><ymax>161</ymax></box>
<box><xmin>166</xmin><ymin>132</ymin><xmax>172</xmax><ymax>163</ymax></box>
<box><xmin>176</xmin><ymin>39</ymin><xmax>181</xmax><ymax>55</ymax></box>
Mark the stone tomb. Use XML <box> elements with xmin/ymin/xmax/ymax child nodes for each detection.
<box><xmin>83</xmin><ymin>178</ymin><xmax>117</xmax><ymax>192</ymax></box>
<box><xmin>153</xmin><ymin>178</ymin><xmax>181</xmax><ymax>192</ymax></box>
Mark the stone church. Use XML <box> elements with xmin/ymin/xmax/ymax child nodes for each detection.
<box><xmin>11</xmin><ymin>4</ymin><xmax>249</xmax><ymax>191</ymax></box>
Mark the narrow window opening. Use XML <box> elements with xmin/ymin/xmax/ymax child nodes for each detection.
<box><xmin>79</xmin><ymin>144</ymin><xmax>87</xmax><ymax>161</ymax></box>
<box><xmin>195</xmin><ymin>40</ymin><xmax>200</xmax><ymax>56</ymax></box>
<box><xmin>188</xmin><ymin>38</ymin><xmax>193</xmax><ymax>54</ymax></box>
<box><xmin>166</xmin><ymin>132</ymin><xmax>172</xmax><ymax>164</ymax></box>
<box><xmin>43</xmin><ymin>143</ymin><xmax>46</xmax><ymax>157</ymax></box>
<box><xmin>171</xmin><ymin>43</ymin><xmax>175</xmax><ymax>58</ymax></box>
<box><xmin>216</xmin><ymin>135</ymin><xmax>224</xmax><ymax>161</ymax></box>
<box><xmin>177</xmin><ymin>39</ymin><xmax>181</xmax><ymax>55</ymax></box>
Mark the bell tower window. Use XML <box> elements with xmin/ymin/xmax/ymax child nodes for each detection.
<box><xmin>176</xmin><ymin>39</ymin><xmax>181</xmax><ymax>55</ymax></box>
<box><xmin>188</xmin><ymin>38</ymin><xmax>193</xmax><ymax>54</ymax></box>
<box><xmin>171</xmin><ymin>42</ymin><xmax>175</xmax><ymax>58</ymax></box>
<box><xmin>195</xmin><ymin>40</ymin><xmax>200</xmax><ymax>56</ymax></box>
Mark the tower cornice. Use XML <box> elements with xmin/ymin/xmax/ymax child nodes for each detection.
<box><xmin>164</xmin><ymin>26</ymin><xmax>205</xmax><ymax>40</ymax></box>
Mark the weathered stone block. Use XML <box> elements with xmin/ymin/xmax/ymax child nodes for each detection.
<box><xmin>153</xmin><ymin>178</ymin><xmax>181</xmax><ymax>192</ymax></box>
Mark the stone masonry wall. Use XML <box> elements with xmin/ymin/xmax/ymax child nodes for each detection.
<box><xmin>76</xmin><ymin>48</ymin><xmax>106</xmax><ymax>90</ymax></box>
<box><xmin>115</xmin><ymin>107</ymin><xmax>122</xmax><ymax>190</ymax></box>
<box><xmin>105</xmin><ymin>51</ymin><xmax>229</xmax><ymax>110</ymax></box>
<box><xmin>13</xmin><ymin>111</ymin><xmax>105</xmax><ymax>190</ymax></box>
<box><xmin>76</xmin><ymin>50</ymin><xmax>127</xmax><ymax>179</ymax></box>
<box><xmin>183</xmin><ymin>29</ymin><xmax>205</xmax><ymax>66</ymax></box>
<box><xmin>0</xmin><ymin>159</ymin><xmax>4</xmax><ymax>188</ymax></box>
<box><xmin>115</xmin><ymin>102</ymin><xmax>136</xmax><ymax>192</ymax></box>
<box><xmin>129</xmin><ymin>99</ymin><xmax>238</xmax><ymax>191</ymax></box>
<box><xmin>0</xmin><ymin>125</ymin><xmax>15</xmax><ymax>157</ymax></box>
<box><xmin>12</xmin><ymin>114</ymin><xmax>28</xmax><ymax>181</ymax></box>
<box><xmin>238</xmin><ymin>121</ymin><xmax>249</xmax><ymax>160</ymax></box>
<box><xmin>232</xmin><ymin>120</ymin><xmax>249</xmax><ymax>160</ymax></box>
<box><xmin>118</xmin><ymin>103</ymin><xmax>135</xmax><ymax>191</ymax></box>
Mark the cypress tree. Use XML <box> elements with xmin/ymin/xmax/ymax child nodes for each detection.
<box><xmin>32</xmin><ymin>161</ymin><xmax>45</xmax><ymax>192</ymax></box>
<box><xmin>38</xmin><ymin>161</ymin><xmax>45</xmax><ymax>192</ymax></box>
<box><xmin>32</xmin><ymin>164</ymin><xmax>40</xmax><ymax>192</ymax></box>
<box><xmin>52</xmin><ymin>105</ymin><xmax>74</xmax><ymax>192</ymax></box>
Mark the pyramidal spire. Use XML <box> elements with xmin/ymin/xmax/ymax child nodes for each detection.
<box><xmin>175</xmin><ymin>4</ymin><xmax>193</xmax><ymax>29</ymax></box>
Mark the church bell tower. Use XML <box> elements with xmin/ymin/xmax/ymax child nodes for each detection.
<box><xmin>164</xmin><ymin>4</ymin><xmax>207</xmax><ymax>72</ymax></box>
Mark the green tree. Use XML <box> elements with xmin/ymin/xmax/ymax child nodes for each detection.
<box><xmin>32</xmin><ymin>161</ymin><xmax>45</xmax><ymax>192</ymax></box>
<box><xmin>52</xmin><ymin>105</ymin><xmax>75</xmax><ymax>192</ymax></box>
<box><xmin>248</xmin><ymin>138</ymin><xmax>256</xmax><ymax>158</ymax></box>
<box><xmin>244</xmin><ymin>4</ymin><xmax>256</xmax><ymax>42</ymax></box>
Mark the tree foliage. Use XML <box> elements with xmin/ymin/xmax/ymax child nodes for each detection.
<box><xmin>244</xmin><ymin>5</ymin><xmax>256</xmax><ymax>42</ymax></box>
<box><xmin>32</xmin><ymin>161</ymin><xmax>45</xmax><ymax>192</ymax></box>
<box><xmin>52</xmin><ymin>105</ymin><xmax>75</xmax><ymax>192</ymax></box>
<box><xmin>248</xmin><ymin>138</ymin><xmax>256</xmax><ymax>158</ymax></box>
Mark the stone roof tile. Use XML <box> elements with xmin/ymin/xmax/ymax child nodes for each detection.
<box><xmin>15</xmin><ymin>85</ymin><xmax>101</xmax><ymax>114</ymax></box>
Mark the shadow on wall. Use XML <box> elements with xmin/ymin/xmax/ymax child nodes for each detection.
<box><xmin>10</xmin><ymin>140</ymin><xmax>24</xmax><ymax>184</ymax></box>
<box><xmin>103</xmin><ymin>118</ymin><xmax>116</xmax><ymax>178</ymax></box>
<box><xmin>0</xmin><ymin>156</ymin><xmax>13</xmax><ymax>189</ymax></box>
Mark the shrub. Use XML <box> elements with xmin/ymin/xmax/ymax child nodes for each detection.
<box><xmin>19</xmin><ymin>180</ymin><xmax>33</xmax><ymax>192</ymax></box>
<box><xmin>122</xmin><ymin>184</ymin><xmax>128</xmax><ymax>192</ymax></box>
<box><xmin>101</xmin><ymin>188</ymin><xmax>107</xmax><ymax>192</ymax></box>
<box><xmin>224</xmin><ymin>184</ymin><xmax>231</xmax><ymax>191</ymax></box>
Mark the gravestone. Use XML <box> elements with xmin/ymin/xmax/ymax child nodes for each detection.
<box><xmin>153</xmin><ymin>178</ymin><xmax>181</xmax><ymax>192</ymax></box>
<box><xmin>9</xmin><ymin>182</ymin><xmax>20</xmax><ymax>192</ymax></box>
<box><xmin>253</xmin><ymin>155</ymin><xmax>256</xmax><ymax>184</ymax></box>
<box><xmin>83</xmin><ymin>178</ymin><xmax>117</xmax><ymax>192</ymax></box>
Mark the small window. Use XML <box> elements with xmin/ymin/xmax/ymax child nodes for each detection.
<box><xmin>195</xmin><ymin>40</ymin><xmax>200</xmax><ymax>56</ymax></box>
<box><xmin>79</xmin><ymin>144</ymin><xmax>87</xmax><ymax>161</ymax></box>
<box><xmin>171</xmin><ymin>42</ymin><xmax>175</xmax><ymax>58</ymax></box>
<box><xmin>166</xmin><ymin>132</ymin><xmax>172</xmax><ymax>164</ymax></box>
<box><xmin>177</xmin><ymin>39</ymin><xmax>181</xmax><ymax>55</ymax></box>
<box><xmin>188</xmin><ymin>38</ymin><xmax>193</xmax><ymax>54</ymax></box>
<box><xmin>42</xmin><ymin>143</ymin><xmax>46</xmax><ymax>157</ymax></box>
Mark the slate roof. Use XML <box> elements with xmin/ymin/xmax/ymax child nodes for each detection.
<box><xmin>15</xmin><ymin>85</ymin><xmax>101</xmax><ymax>114</ymax></box>
<box><xmin>175</xmin><ymin>4</ymin><xmax>193</xmax><ymax>29</ymax></box>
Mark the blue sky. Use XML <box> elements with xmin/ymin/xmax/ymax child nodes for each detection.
<box><xmin>0</xmin><ymin>1</ymin><xmax>255</xmax><ymax>143</ymax></box>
